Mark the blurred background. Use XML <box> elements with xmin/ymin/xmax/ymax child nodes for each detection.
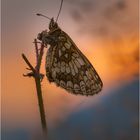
<box><xmin>1</xmin><ymin>0</ymin><xmax>139</xmax><ymax>140</ymax></box>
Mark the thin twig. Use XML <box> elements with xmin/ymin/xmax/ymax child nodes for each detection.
<box><xmin>34</xmin><ymin>76</ymin><xmax>47</xmax><ymax>132</ymax></box>
<box><xmin>22</xmin><ymin>39</ymin><xmax>47</xmax><ymax>136</ymax></box>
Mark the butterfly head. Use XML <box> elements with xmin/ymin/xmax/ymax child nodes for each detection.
<box><xmin>37</xmin><ymin>27</ymin><xmax>58</xmax><ymax>46</ymax></box>
<box><xmin>49</xmin><ymin>18</ymin><xmax>58</xmax><ymax>31</ymax></box>
<box><xmin>37</xmin><ymin>17</ymin><xmax>60</xmax><ymax>46</ymax></box>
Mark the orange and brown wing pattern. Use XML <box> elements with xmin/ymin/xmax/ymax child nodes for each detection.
<box><xmin>45</xmin><ymin>31</ymin><xmax>103</xmax><ymax>96</ymax></box>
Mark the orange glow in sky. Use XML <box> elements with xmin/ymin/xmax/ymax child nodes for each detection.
<box><xmin>2</xmin><ymin>0</ymin><xmax>139</xmax><ymax>129</ymax></box>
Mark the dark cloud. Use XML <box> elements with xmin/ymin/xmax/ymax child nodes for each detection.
<box><xmin>70</xmin><ymin>9</ymin><xmax>83</xmax><ymax>22</ymax></box>
<box><xmin>116</xmin><ymin>0</ymin><xmax>126</xmax><ymax>10</ymax></box>
<box><xmin>77</xmin><ymin>1</ymin><xmax>93</xmax><ymax>12</ymax></box>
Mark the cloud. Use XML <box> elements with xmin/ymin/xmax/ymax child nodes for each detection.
<box><xmin>66</xmin><ymin>0</ymin><xmax>139</xmax><ymax>81</ymax></box>
<box><xmin>67</xmin><ymin>0</ymin><xmax>137</xmax><ymax>37</ymax></box>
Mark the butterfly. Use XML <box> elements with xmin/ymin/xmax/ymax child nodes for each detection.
<box><xmin>37</xmin><ymin>1</ymin><xmax>103</xmax><ymax>96</ymax></box>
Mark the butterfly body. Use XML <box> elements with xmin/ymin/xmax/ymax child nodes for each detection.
<box><xmin>38</xmin><ymin>18</ymin><xmax>103</xmax><ymax>96</ymax></box>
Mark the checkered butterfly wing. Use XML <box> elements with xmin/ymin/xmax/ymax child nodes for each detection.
<box><xmin>46</xmin><ymin>31</ymin><xmax>103</xmax><ymax>96</ymax></box>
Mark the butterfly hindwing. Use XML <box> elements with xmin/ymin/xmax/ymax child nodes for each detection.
<box><xmin>45</xmin><ymin>31</ymin><xmax>103</xmax><ymax>95</ymax></box>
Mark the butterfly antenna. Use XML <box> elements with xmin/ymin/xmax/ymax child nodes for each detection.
<box><xmin>56</xmin><ymin>0</ymin><xmax>64</xmax><ymax>22</ymax></box>
<box><xmin>36</xmin><ymin>13</ymin><xmax>51</xmax><ymax>20</ymax></box>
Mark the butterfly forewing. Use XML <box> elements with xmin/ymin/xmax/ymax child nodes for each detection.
<box><xmin>45</xmin><ymin>30</ymin><xmax>103</xmax><ymax>96</ymax></box>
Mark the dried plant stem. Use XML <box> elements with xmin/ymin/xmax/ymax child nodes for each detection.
<box><xmin>22</xmin><ymin>39</ymin><xmax>47</xmax><ymax>135</ymax></box>
<box><xmin>34</xmin><ymin>75</ymin><xmax>47</xmax><ymax>132</ymax></box>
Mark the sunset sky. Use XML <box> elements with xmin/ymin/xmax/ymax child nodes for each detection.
<box><xmin>2</xmin><ymin>0</ymin><xmax>139</xmax><ymax>137</ymax></box>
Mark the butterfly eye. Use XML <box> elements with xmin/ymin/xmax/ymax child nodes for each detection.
<box><xmin>37</xmin><ymin>30</ymin><xmax>48</xmax><ymax>41</ymax></box>
<box><xmin>37</xmin><ymin>33</ymin><xmax>42</xmax><ymax>40</ymax></box>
